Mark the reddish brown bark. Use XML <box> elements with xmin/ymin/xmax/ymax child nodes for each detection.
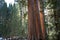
<box><xmin>28</xmin><ymin>0</ymin><xmax>45</xmax><ymax>40</ymax></box>
<box><xmin>28</xmin><ymin>0</ymin><xmax>36</xmax><ymax>40</ymax></box>
<box><xmin>39</xmin><ymin>0</ymin><xmax>46</xmax><ymax>40</ymax></box>
<box><xmin>40</xmin><ymin>11</ymin><xmax>45</xmax><ymax>40</ymax></box>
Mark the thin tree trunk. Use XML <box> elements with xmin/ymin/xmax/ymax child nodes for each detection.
<box><xmin>39</xmin><ymin>0</ymin><xmax>46</xmax><ymax>40</ymax></box>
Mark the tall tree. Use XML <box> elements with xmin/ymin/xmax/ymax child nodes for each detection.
<box><xmin>17</xmin><ymin>0</ymin><xmax>28</xmax><ymax>38</ymax></box>
<box><xmin>8</xmin><ymin>3</ymin><xmax>21</xmax><ymax>37</ymax></box>
<box><xmin>28</xmin><ymin>0</ymin><xmax>45</xmax><ymax>40</ymax></box>
<box><xmin>39</xmin><ymin>0</ymin><xmax>46</xmax><ymax>40</ymax></box>
<box><xmin>0</xmin><ymin>0</ymin><xmax>8</xmax><ymax>37</ymax></box>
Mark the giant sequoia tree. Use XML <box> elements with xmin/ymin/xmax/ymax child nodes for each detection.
<box><xmin>28</xmin><ymin>0</ymin><xmax>45</xmax><ymax>40</ymax></box>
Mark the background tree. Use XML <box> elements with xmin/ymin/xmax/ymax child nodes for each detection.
<box><xmin>0</xmin><ymin>0</ymin><xmax>9</xmax><ymax>37</ymax></box>
<box><xmin>44</xmin><ymin>0</ymin><xmax>57</xmax><ymax>40</ymax></box>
